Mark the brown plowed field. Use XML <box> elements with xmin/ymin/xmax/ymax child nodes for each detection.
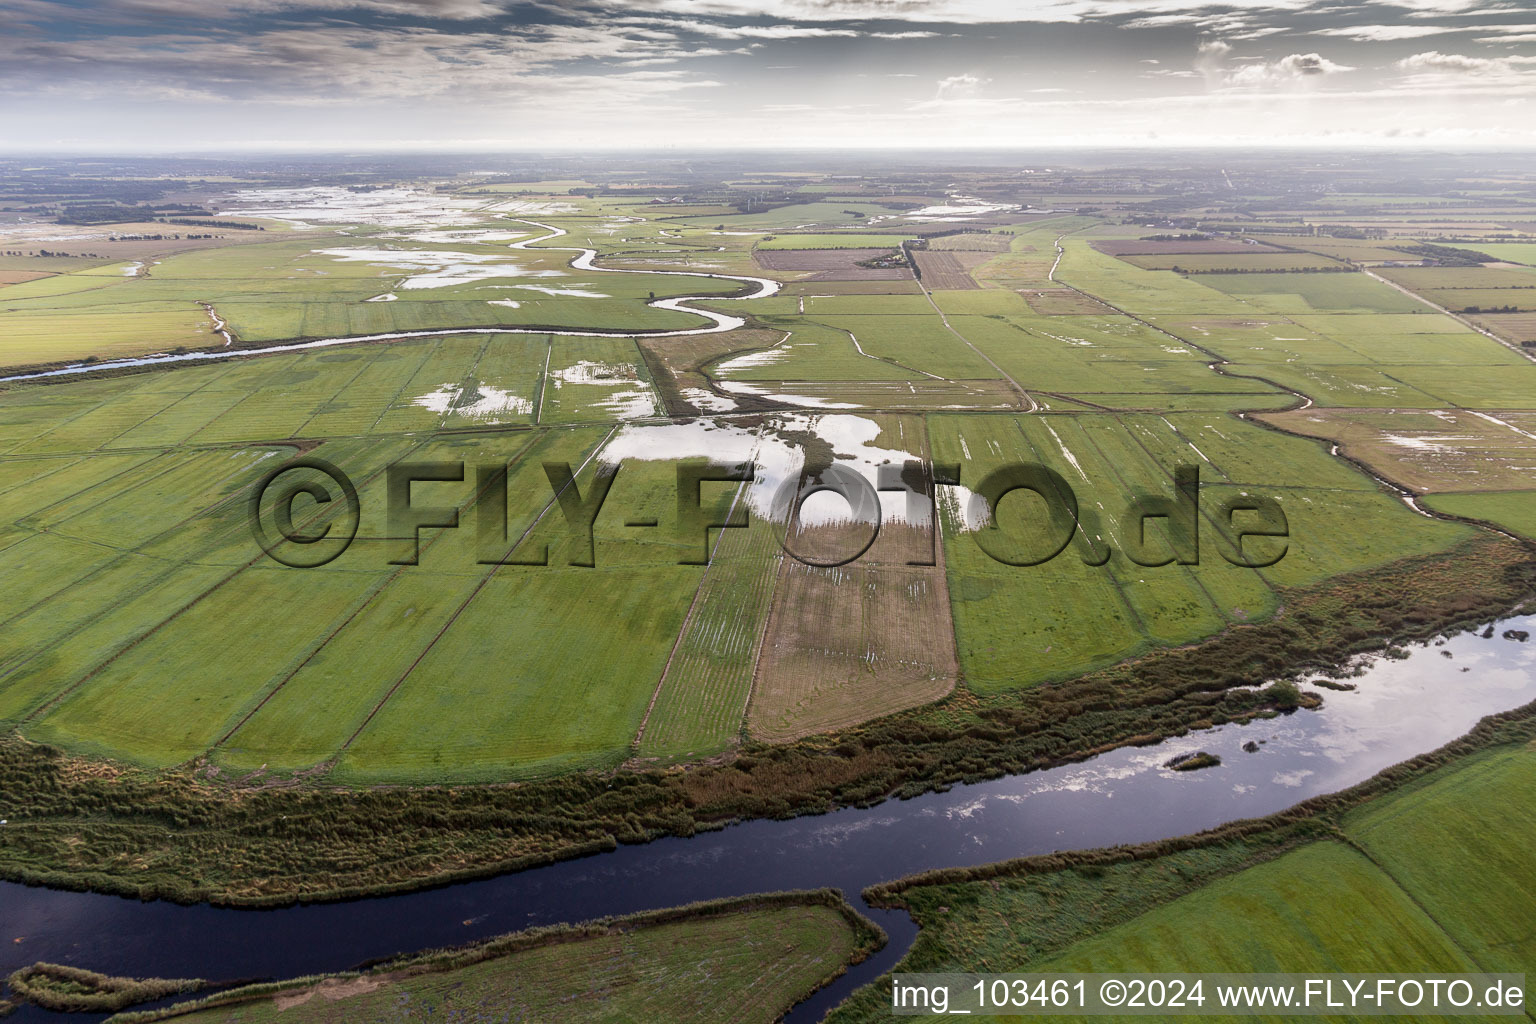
<box><xmin>747</xmin><ymin>521</ymin><xmax>958</xmax><ymax>742</ymax></box>
<box><xmin>1473</xmin><ymin>312</ymin><xmax>1536</xmax><ymax>344</ymax></box>
<box><xmin>912</xmin><ymin>250</ymin><xmax>986</xmax><ymax>290</ymax></box>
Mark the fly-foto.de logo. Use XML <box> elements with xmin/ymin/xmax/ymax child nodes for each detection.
<box><xmin>250</xmin><ymin>457</ymin><xmax>1288</xmax><ymax>570</ymax></box>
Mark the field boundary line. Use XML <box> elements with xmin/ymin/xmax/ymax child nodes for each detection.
<box><xmin>1007</xmin><ymin>415</ymin><xmax>1151</xmax><ymax>637</ymax></box>
<box><xmin>290</xmin><ymin>337</ymin><xmax>400</xmax><ymax>438</ymax></box>
<box><xmin>630</xmin><ymin>427</ymin><xmax>764</xmax><ymax>753</ymax></box>
<box><xmin>1328</xmin><ymin>831</ymin><xmax>1500</xmax><ymax>978</ymax></box>
<box><xmin>97</xmin><ymin>360</ymin><xmax>238</xmax><ymax>450</ymax></box>
<box><xmin>0</xmin><ymin>449</ymin><xmax>265</xmax><ymax>633</ymax></box>
<box><xmin>205</xmin><ymin>429</ymin><xmax>545</xmax><ymax>758</ymax></box>
<box><xmin>336</xmin><ymin>425</ymin><xmax>619</xmax><ymax>753</ymax></box>
<box><xmin>17</xmin><ymin>437</ymin><xmax>432</xmax><ymax>724</ymax></box>
<box><xmin>534</xmin><ymin>338</ymin><xmax>552</xmax><ymax>424</ymax></box>
<box><xmin>1073</xmin><ymin>414</ymin><xmax>1243</xmax><ymax>621</ymax></box>
<box><xmin>0</xmin><ymin>441</ymin><xmax>313</xmax><ymax>641</ymax></box>
<box><xmin>1361</xmin><ymin>267</ymin><xmax>1536</xmax><ymax>365</ymax></box>
<box><xmin>910</xmin><ymin>262</ymin><xmax>1037</xmax><ymax>412</ymax></box>
<box><xmin>364</xmin><ymin>338</ymin><xmax>442</xmax><ymax>434</ymax></box>
<box><xmin>917</xmin><ymin>412</ymin><xmax>963</xmax><ymax>698</ymax></box>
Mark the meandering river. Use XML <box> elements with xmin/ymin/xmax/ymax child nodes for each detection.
<box><xmin>2</xmin><ymin>613</ymin><xmax>1532</xmax><ymax>1023</ymax></box>
<box><xmin>0</xmin><ymin>220</ymin><xmax>780</xmax><ymax>384</ymax></box>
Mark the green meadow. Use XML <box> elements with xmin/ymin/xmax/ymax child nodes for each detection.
<box><xmin>829</xmin><ymin>740</ymin><xmax>1536</xmax><ymax>1024</ymax></box>
<box><xmin>0</xmin><ymin>186</ymin><xmax>1524</xmax><ymax>788</ymax></box>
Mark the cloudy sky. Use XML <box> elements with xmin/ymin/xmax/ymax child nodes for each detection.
<box><xmin>2</xmin><ymin>0</ymin><xmax>1535</xmax><ymax>150</ymax></box>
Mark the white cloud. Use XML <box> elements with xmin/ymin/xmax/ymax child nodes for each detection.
<box><xmin>1396</xmin><ymin>49</ymin><xmax>1536</xmax><ymax>74</ymax></box>
<box><xmin>1223</xmin><ymin>53</ymin><xmax>1353</xmax><ymax>89</ymax></box>
<box><xmin>934</xmin><ymin>72</ymin><xmax>988</xmax><ymax>99</ymax></box>
<box><xmin>1195</xmin><ymin>40</ymin><xmax>1354</xmax><ymax>92</ymax></box>
<box><xmin>1312</xmin><ymin>25</ymin><xmax>1449</xmax><ymax>41</ymax></box>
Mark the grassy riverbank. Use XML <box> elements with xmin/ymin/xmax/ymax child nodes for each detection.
<box><xmin>0</xmin><ymin>534</ymin><xmax>1531</xmax><ymax>906</ymax></box>
<box><xmin>105</xmin><ymin>890</ymin><xmax>884</xmax><ymax>1024</ymax></box>
<box><xmin>6</xmin><ymin>964</ymin><xmax>202</xmax><ymax>1014</ymax></box>
<box><xmin>826</xmin><ymin>701</ymin><xmax>1536</xmax><ymax>1023</ymax></box>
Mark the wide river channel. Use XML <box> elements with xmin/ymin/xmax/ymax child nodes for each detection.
<box><xmin>2</xmin><ymin>612</ymin><xmax>1533</xmax><ymax>1022</ymax></box>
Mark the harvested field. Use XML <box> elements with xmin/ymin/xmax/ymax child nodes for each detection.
<box><xmin>1093</xmin><ymin>239</ymin><xmax>1283</xmax><ymax>256</ymax></box>
<box><xmin>1378</xmin><ymin>266</ymin><xmax>1536</xmax><ymax>291</ymax></box>
<box><xmin>1019</xmin><ymin>288</ymin><xmax>1114</xmax><ymax>315</ymax></box>
<box><xmin>753</xmin><ymin>248</ymin><xmax>909</xmax><ymax>281</ymax></box>
<box><xmin>1258</xmin><ymin>407</ymin><xmax>1536</xmax><ymax>493</ymax></box>
<box><xmin>747</xmin><ymin>522</ymin><xmax>957</xmax><ymax>743</ymax></box>
<box><xmin>636</xmin><ymin>519</ymin><xmax>782</xmax><ymax>762</ymax></box>
<box><xmin>912</xmin><ymin>250</ymin><xmax>986</xmax><ymax>290</ymax></box>
<box><xmin>1472</xmin><ymin>312</ymin><xmax>1536</xmax><ymax>344</ymax></box>
<box><xmin>1121</xmin><ymin>252</ymin><xmax>1347</xmax><ymax>272</ymax></box>
<box><xmin>927</xmin><ymin>233</ymin><xmax>1013</xmax><ymax>252</ymax></box>
<box><xmin>780</xmin><ymin>280</ymin><xmax>923</xmax><ymax>296</ymax></box>
<box><xmin>756</xmin><ymin>232</ymin><xmax>915</xmax><ymax>249</ymax></box>
<box><xmin>1424</xmin><ymin>289</ymin><xmax>1536</xmax><ymax>313</ymax></box>
<box><xmin>1245</xmin><ymin>236</ymin><xmax>1425</xmax><ymax>262</ymax></box>
<box><xmin>0</xmin><ymin>270</ymin><xmax>53</xmax><ymax>286</ymax></box>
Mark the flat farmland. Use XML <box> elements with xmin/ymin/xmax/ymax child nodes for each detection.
<box><xmin>637</xmin><ymin>516</ymin><xmax>783</xmax><ymax>761</ymax></box>
<box><xmin>837</xmin><ymin>744</ymin><xmax>1536</xmax><ymax>1024</ymax></box>
<box><xmin>1376</xmin><ymin>265</ymin><xmax>1536</xmax><ymax>291</ymax></box>
<box><xmin>165</xmin><ymin>898</ymin><xmax>874</xmax><ymax>1024</ymax></box>
<box><xmin>1344</xmin><ymin>745</ymin><xmax>1536</xmax><ymax>975</ymax></box>
<box><xmin>1421</xmin><ymin>289</ymin><xmax>1536</xmax><ymax>313</ymax></box>
<box><xmin>1257</xmin><ymin>407</ymin><xmax>1536</xmax><ymax>493</ymax></box>
<box><xmin>1461</xmin><ymin>242</ymin><xmax>1536</xmax><ymax>265</ymax></box>
<box><xmin>807</xmin><ymin>313</ymin><xmax>1005</xmax><ymax>378</ymax></box>
<box><xmin>756</xmin><ymin>233</ymin><xmax>915</xmax><ymax>249</ymax></box>
<box><xmin>1018</xmin><ymin>288</ymin><xmax>1114</xmax><ymax>315</ymax></box>
<box><xmin>952</xmin><ymin>312</ymin><xmax>1243</xmax><ymax>399</ymax></box>
<box><xmin>6</xmin><ymin>332</ymin><xmax>547</xmax><ymax>446</ymax></box>
<box><xmin>1471</xmin><ymin>311</ymin><xmax>1536</xmax><ymax>343</ymax></box>
<box><xmin>1120</xmin><ymin>252</ymin><xmax>1347</xmax><ymax>272</ymax></box>
<box><xmin>213</xmin><ymin>429</ymin><xmax>597</xmax><ymax>772</ymax></box>
<box><xmin>1093</xmin><ymin>238</ymin><xmax>1285</xmax><ymax>256</ymax></box>
<box><xmin>725</xmin><ymin>379</ymin><xmax>1019</xmax><ymax>411</ymax></box>
<box><xmin>1194</xmin><ymin>271</ymin><xmax>1434</xmax><ymax>314</ymax></box>
<box><xmin>713</xmin><ymin>322</ymin><xmax>927</xmax><ymax>382</ymax></box>
<box><xmin>333</xmin><ymin>565</ymin><xmax>701</xmax><ymax>782</ymax></box>
<box><xmin>1031</xmin><ymin>843</ymin><xmax>1480</xmax><ymax>983</ymax></box>
<box><xmin>0</xmin><ymin>228</ymin><xmax>758</xmax><ymax>372</ymax></box>
<box><xmin>931</xmin><ymin>408</ymin><xmax>1465</xmax><ymax>692</ymax></box>
<box><xmin>0</xmin><ymin>308</ymin><xmax>215</xmax><ymax>366</ymax></box>
<box><xmin>1422</xmin><ymin>490</ymin><xmax>1536</xmax><ymax>539</ymax></box>
<box><xmin>752</xmin><ymin>248</ymin><xmax>909</xmax><ymax>281</ymax></box>
<box><xmin>748</xmin><ymin>526</ymin><xmax>958</xmax><ymax>743</ymax></box>
<box><xmin>672</xmin><ymin>203</ymin><xmax>907</xmax><ymax>231</ymax></box>
<box><xmin>2</xmin><ymin>172</ymin><xmax>1531</xmax><ymax>876</ymax></box>
<box><xmin>1245</xmin><ymin>235</ymin><xmax>1427</xmax><ymax>261</ymax></box>
<box><xmin>927</xmin><ymin>233</ymin><xmax>1012</xmax><ymax>252</ymax></box>
<box><xmin>539</xmin><ymin>339</ymin><xmax>660</xmax><ymax>423</ymax></box>
<box><xmin>912</xmin><ymin>250</ymin><xmax>985</xmax><ymax>289</ymax></box>
<box><xmin>780</xmin><ymin>279</ymin><xmax>923</xmax><ymax>295</ymax></box>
